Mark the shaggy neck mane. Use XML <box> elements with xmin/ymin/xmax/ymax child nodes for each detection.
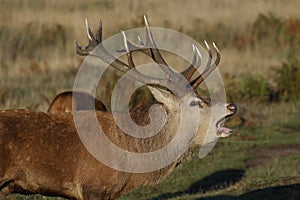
<box><xmin>93</xmin><ymin>103</ymin><xmax>196</xmax><ymax>186</ymax></box>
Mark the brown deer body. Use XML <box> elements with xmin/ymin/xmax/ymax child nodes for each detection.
<box><xmin>0</xmin><ymin>16</ymin><xmax>237</xmax><ymax>199</ymax></box>
<box><xmin>0</xmin><ymin>100</ymin><xmax>235</xmax><ymax>199</ymax></box>
<box><xmin>47</xmin><ymin>91</ymin><xmax>107</xmax><ymax>113</ymax></box>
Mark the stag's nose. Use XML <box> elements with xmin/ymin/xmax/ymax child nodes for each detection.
<box><xmin>227</xmin><ymin>104</ymin><xmax>237</xmax><ymax>114</ymax></box>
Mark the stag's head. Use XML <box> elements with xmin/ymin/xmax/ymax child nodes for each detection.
<box><xmin>147</xmin><ymin>86</ymin><xmax>237</xmax><ymax>148</ymax></box>
<box><xmin>76</xmin><ymin>15</ymin><xmax>237</xmax><ymax>150</ymax></box>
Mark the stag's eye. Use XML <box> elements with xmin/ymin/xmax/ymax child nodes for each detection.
<box><xmin>190</xmin><ymin>97</ymin><xmax>204</xmax><ymax>107</ymax></box>
<box><xmin>190</xmin><ymin>101</ymin><xmax>200</xmax><ymax>107</ymax></box>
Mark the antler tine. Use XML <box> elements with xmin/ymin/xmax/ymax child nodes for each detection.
<box><xmin>191</xmin><ymin>42</ymin><xmax>221</xmax><ymax>89</ymax></box>
<box><xmin>85</xmin><ymin>18</ymin><xmax>98</xmax><ymax>47</ymax></box>
<box><xmin>212</xmin><ymin>42</ymin><xmax>220</xmax><ymax>66</ymax></box>
<box><xmin>95</xmin><ymin>19</ymin><xmax>103</xmax><ymax>43</ymax></box>
<box><xmin>75</xmin><ymin>18</ymin><xmax>99</xmax><ymax>56</ymax></box>
<box><xmin>143</xmin><ymin>15</ymin><xmax>152</xmax><ymax>46</ymax></box>
<box><xmin>180</xmin><ymin>44</ymin><xmax>202</xmax><ymax>81</ymax></box>
<box><xmin>201</xmin><ymin>40</ymin><xmax>212</xmax><ymax>75</ymax></box>
<box><xmin>143</xmin><ymin>15</ymin><xmax>169</xmax><ymax>67</ymax></box>
<box><xmin>122</xmin><ymin>31</ymin><xmax>135</xmax><ymax>69</ymax></box>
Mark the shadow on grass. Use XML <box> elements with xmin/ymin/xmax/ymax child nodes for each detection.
<box><xmin>198</xmin><ymin>184</ymin><xmax>299</xmax><ymax>200</ymax></box>
<box><xmin>147</xmin><ymin>168</ymin><xmax>299</xmax><ymax>200</ymax></box>
<box><xmin>147</xmin><ymin>169</ymin><xmax>245</xmax><ymax>200</ymax></box>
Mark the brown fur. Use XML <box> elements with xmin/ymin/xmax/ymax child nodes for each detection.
<box><xmin>47</xmin><ymin>91</ymin><xmax>107</xmax><ymax>113</ymax></box>
<box><xmin>0</xmin><ymin>108</ymin><xmax>185</xmax><ymax>199</ymax></box>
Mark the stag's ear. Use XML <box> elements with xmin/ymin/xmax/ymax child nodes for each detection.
<box><xmin>147</xmin><ymin>86</ymin><xmax>177</xmax><ymax>106</ymax></box>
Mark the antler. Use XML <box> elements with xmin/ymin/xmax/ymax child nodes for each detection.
<box><xmin>76</xmin><ymin>19</ymin><xmax>172</xmax><ymax>85</ymax></box>
<box><xmin>121</xmin><ymin>31</ymin><xmax>169</xmax><ymax>85</ymax></box>
<box><xmin>121</xmin><ymin>15</ymin><xmax>174</xmax><ymax>78</ymax></box>
<box><xmin>76</xmin><ymin>19</ymin><xmax>129</xmax><ymax>73</ymax></box>
<box><xmin>75</xmin><ymin>16</ymin><xmax>221</xmax><ymax>92</ymax></box>
<box><xmin>115</xmin><ymin>15</ymin><xmax>221</xmax><ymax>90</ymax></box>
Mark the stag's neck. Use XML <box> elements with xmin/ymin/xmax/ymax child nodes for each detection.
<box><xmin>99</xmin><ymin>104</ymin><xmax>197</xmax><ymax>186</ymax></box>
<box><xmin>97</xmin><ymin>104</ymin><xmax>181</xmax><ymax>152</ymax></box>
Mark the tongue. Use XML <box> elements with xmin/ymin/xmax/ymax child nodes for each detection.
<box><xmin>217</xmin><ymin>127</ymin><xmax>233</xmax><ymax>135</ymax></box>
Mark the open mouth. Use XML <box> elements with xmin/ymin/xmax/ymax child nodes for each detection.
<box><xmin>216</xmin><ymin>104</ymin><xmax>237</xmax><ymax>137</ymax></box>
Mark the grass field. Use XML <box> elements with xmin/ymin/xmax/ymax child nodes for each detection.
<box><xmin>0</xmin><ymin>0</ymin><xmax>299</xmax><ymax>199</ymax></box>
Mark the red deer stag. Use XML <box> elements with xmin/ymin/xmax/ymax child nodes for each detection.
<box><xmin>0</xmin><ymin>16</ymin><xmax>237</xmax><ymax>200</ymax></box>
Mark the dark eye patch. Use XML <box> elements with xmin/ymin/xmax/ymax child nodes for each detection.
<box><xmin>190</xmin><ymin>101</ymin><xmax>200</xmax><ymax>107</ymax></box>
<box><xmin>189</xmin><ymin>97</ymin><xmax>205</xmax><ymax>107</ymax></box>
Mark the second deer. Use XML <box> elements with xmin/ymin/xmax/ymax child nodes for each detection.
<box><xmin>47</xmin><ymin>91</ymin><xmax>107</xmax><ymax>113</ymax></box>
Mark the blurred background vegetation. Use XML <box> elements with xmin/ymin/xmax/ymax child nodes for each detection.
<box><xmin>0</xmin><ymin>0</ymin><xmax>299</xmax><ymax>199</ymax></box>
